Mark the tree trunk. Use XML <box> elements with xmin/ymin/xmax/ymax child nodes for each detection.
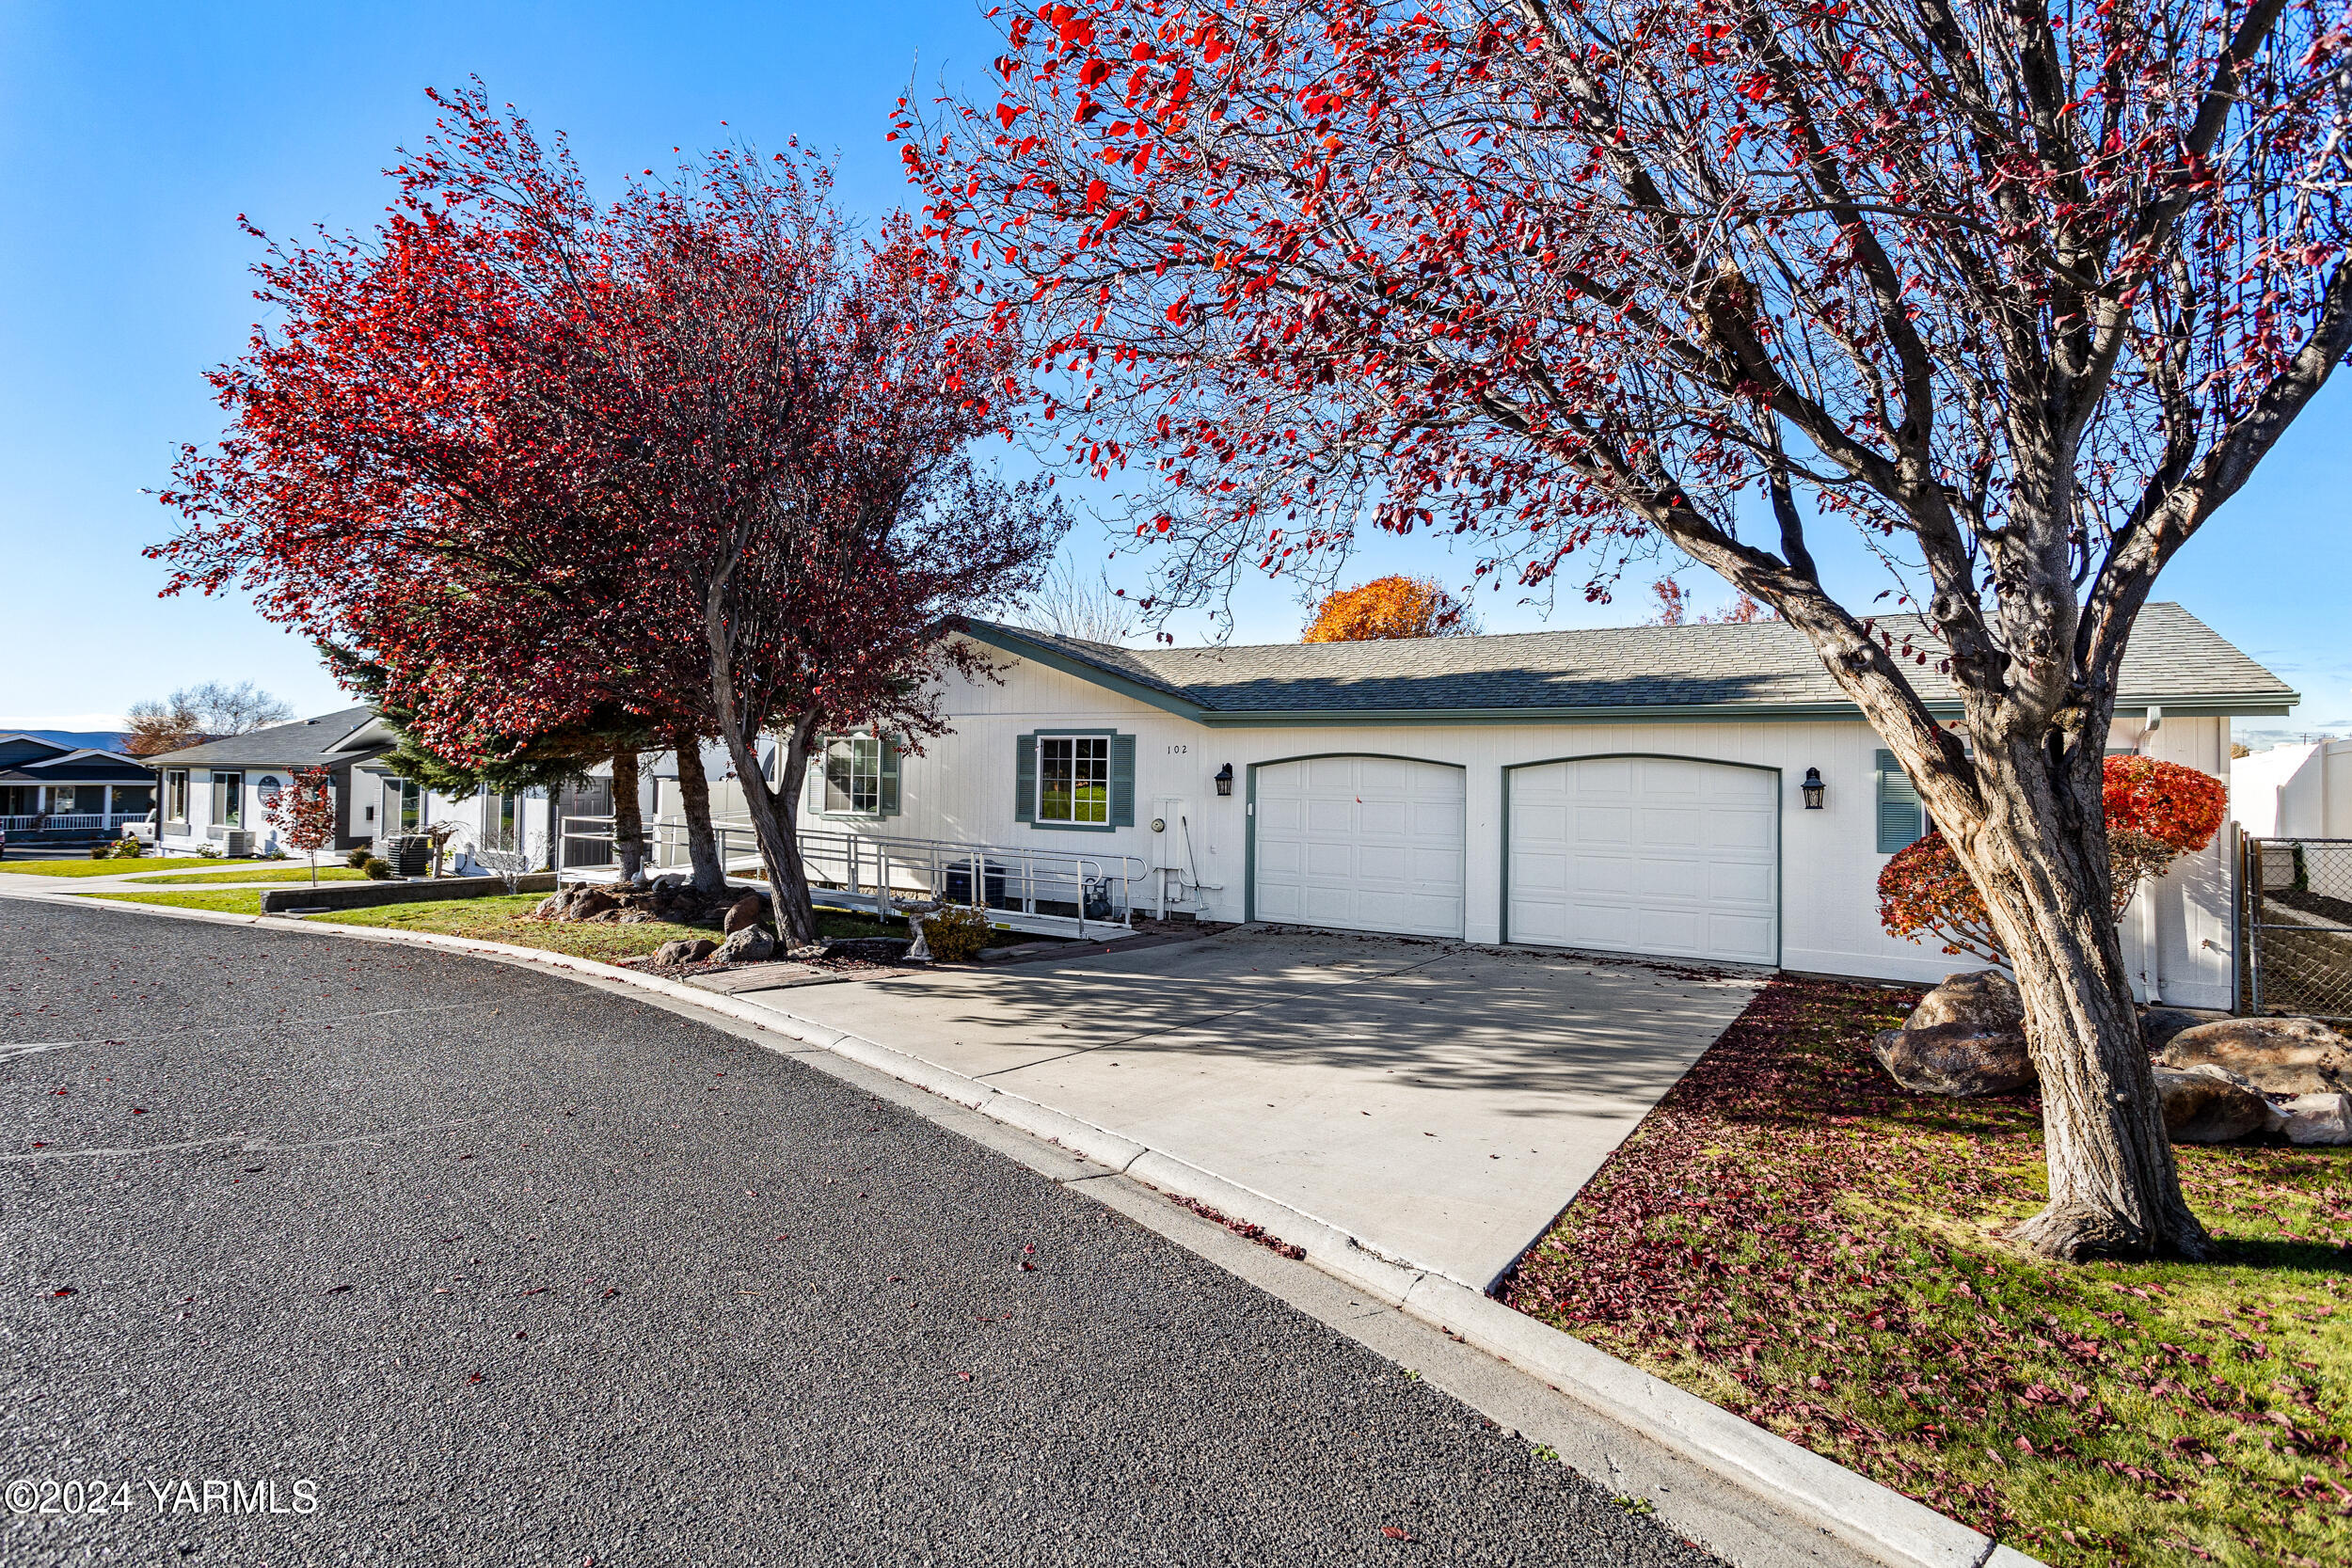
<box><xmin>718</xmin><ymin>716</ymin><xmax>822</xmax><ymax>948</ymax></box>
<box><xmin>668</xmin><ymin>728</ymin><xmax>726</xmax><ymax>895</ymax></box>
<box><xmin>610</xmin><ymin>747</ymin><xmax>646</xmax><ymax>883</ymax></box>
<box><xmin>1952</xmin><ymin>748</ymin><xmax>2209</xmax><ymax>1262</ymax></box>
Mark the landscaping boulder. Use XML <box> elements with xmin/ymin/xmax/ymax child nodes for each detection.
<box><xmin>1872</xmin><ymin>1022</ymin><xmax>2037</xmax><ymax>1098</ymax></box>
<box><xmin>723</xmin><ymin>893</ymin><xmax>768</xmax><ymax>936</ymax></box>
<box><xmin>2155</xmin><ymin>1017</ymin><xmax>2352</xmax><ymax>1096</ymax></box>
<box><xmin>654</xmin><ymin>937</ymin><xmax>718</xmax><ymax>966</ymax></box>
<box><xmin>1904</xmin><ymin>969</ymin><xmax>2025</xmax><ymax>1034</ymax></box>
<box><xmin>2138</xmin><ymin>1007</ymin><xmax>2214</xmax><ymax>1053</ymax></box>
<box><xmin>569</xmin><ymin>886</ymin><xmax>620</xmax><ymax>922</ymax></box>
<box><xmin>2277</xmin><ymin>1092</ymin><xmax>2352</xmax><ymax>1146</ymax></box>
<box><xmin>533</xmin><ymin>892</ymin><xmax>564</xmax><ymax>919</ymax></box>
<box><xmin>2153</xmin><ymin>1064</ymin><xmax>2280</xmax><ymax>1144</ymax></box>
<box><xmin>713</xmin><ymin>924</ymin><xmax>775</xmax><ymax>964</ymax></box>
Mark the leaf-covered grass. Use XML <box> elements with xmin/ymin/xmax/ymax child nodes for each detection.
<box><xmin>129</xmin><ymin>865</ymin><xmax>370</xmax><ymax>884</ymax></box>
<box><xmin>1501</xmin><ymin>976</ymin><xmax>2352</xmax><ymax>1568</ymax></box>
<box><xmin>0</xmin><ymin>856</ymin><xmax>267</xmax><ymax>878</ymax></box>
<box><xmin>305</xmin><ymin>894</ymin><xmax>939</xmax><ymax>964</ymax></box>
<box><xmin>308</xmin><ymin>893</ymin><xmax>709</xmax><ymax>962</ymax></box>
<box><xmin>81</xmin><ymin>887</ymin><xmax>266</xmax><ymax>913</ymax></box>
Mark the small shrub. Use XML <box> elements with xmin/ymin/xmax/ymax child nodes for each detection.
<box><xmin>921</xmin><ymin>906</ymin><xmax>993</xmax><ymax>962</ymax></box>
<box><xmin>344</xmin><ymin>846</ymin><xmax>372</xmax><ymax>868</ymax></box>
<box><xmin>108</xmin><ymin>838</ymin><xmax>145</xmax><ymax>859</ymax></box>
<box><xmin>360</xmin><ymin>856</ymin><xmax>392</xmax><ymax>881</ymax></box>
<box><xmin>87</xmin><ymin>844</ymin><xmax>109</xmax><ymax>860</ymax></box>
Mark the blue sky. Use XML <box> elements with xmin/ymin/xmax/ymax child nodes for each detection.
<box><xmin>2</xmin><ymin>2</ymin><xmax>2344</xmax><ymax>743</ymax></box>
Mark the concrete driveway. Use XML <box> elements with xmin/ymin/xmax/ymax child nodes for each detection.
<box><xmin>746</xmin><ymin>927</ymin><xmax>1764</xmax><ymax>1290</ymax></box>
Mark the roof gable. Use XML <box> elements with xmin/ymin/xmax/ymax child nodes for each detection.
<box><xmin>146</xmin><ymin>705</ymin><xmax>388</xmax><ymax>768</ymax></box>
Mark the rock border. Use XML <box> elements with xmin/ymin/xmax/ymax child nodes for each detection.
<box><xmin>14</xmin><ymin>888</ymin><xmax>2042</xmax><ymax>1568</ymax></box>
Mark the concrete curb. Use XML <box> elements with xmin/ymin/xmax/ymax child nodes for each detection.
<box><xmin>16</xmin><ymin>890</ymin><xmax>2038</xmax><ymax>1568</ymax></box>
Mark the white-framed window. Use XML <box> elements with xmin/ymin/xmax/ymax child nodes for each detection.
<box><xmin>1038</xmin><ymin>735</ymin><xmax>1111</xmax><ymax>825</ymax></box>
<box><xmin>805</xmin><ymin>734</ymin><xmax>899</xmax><ymax>817</ymax></box>
<box><xmin>212</xmin><ymin>770</ymin><xmax>245</xmax><ymax>828</ymax></box>
<box><xmin>165</xmin><ymin>769</ymin><xmax>188</xmax><ymax>823</ymax></box>
<box><xmin>482</xmin><ymin>788</ymin><xmax>519</xmax><ymax>851</ymax></box>
<box><xmin>826</xmin><ymin>736</ymin><xmax>882</xmax><ymax>814</ymax></box>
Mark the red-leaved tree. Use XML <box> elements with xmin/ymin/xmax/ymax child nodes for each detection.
<box><xmin>1881</xmin><ymin>756</ymin><xmax>2229</xmax><ymax>962</ymax></box>
<box><xmin>905</xmin><ymin>1</ymin><xmax>2351</xmax><ymax>1259</ymax></box>
<box><xmin>159</xmin><ymin>88</ymin><xmax>1061</xmax><ymax>945</ymax></box>
<box><xmin>263</xmin><ymin>767</ymin><xmax>339</xmax><ymax>888</ymax></box>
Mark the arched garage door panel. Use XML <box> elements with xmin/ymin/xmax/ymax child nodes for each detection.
<box><xmin>1255</xmin><ymin>756</ymin><xmax>1465</xmax><ymax>939</ymax></box>
<box><xmin>1509</xmin><ymin>757</ymin><xmax>1777</xmax><ymax>965</ymax></box>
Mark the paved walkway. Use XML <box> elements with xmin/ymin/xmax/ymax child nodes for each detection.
<box><xmin>723</xmin><ymin>927</ymin><xmax>1763</xmax><ymax>1289</ymax></box>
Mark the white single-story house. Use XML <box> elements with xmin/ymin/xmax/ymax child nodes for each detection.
<box><xmin>2233</xmin><ymin>737</ymin><xmax>2350</xmax><ymax>839</ymax></box>
<box><xmin>796</xmin><ymin>603</ymin><xmax>2291</xmax><ymax>1009</ymax></box>
<box><xmin>148</xmin><ymin>706</ymin><xmax>607</xmax><ymax>867</ymax></box>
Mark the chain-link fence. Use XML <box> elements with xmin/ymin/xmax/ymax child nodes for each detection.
<box><xmin>2242</xmin><ymin>836</ymin><xmax>2352</xmax><ymax>1021</ymax></box>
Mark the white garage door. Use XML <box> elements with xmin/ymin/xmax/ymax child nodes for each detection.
<box><xmin>1507</xmin><ymin>756</ymin><xmax>1778</xmax><ymax>965</ymax></box>
<box><xmin>1254</xmin><ymin>756</ymin><xmax>1466</xmax><ymax>939</ymax></box>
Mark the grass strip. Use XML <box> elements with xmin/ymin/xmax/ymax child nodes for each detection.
<box><xmin>1</xmin><ymin>856</ymin><xmax>267</xmax><ymax>878</ymax></box>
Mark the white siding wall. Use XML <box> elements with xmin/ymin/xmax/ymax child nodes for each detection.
<box><xmin>867</xmin><ymin>649</ymin><xmax>2241</xmax><ymax>995</ymax></box>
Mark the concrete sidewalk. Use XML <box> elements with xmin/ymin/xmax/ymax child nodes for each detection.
<box><xmin>727</xmin><ymin>927</ymin><xmax>1763</xmax><ymax>1288</ymax></box>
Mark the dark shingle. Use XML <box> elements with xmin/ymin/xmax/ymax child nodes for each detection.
<box><xmin>145</xmin><ymin>705</ymin><xmax>386</xmax><ymax>768</ymax></box>
<box><xmin>974</xmin><ymin>604</ymin><xmax>2291</xmax><ymax>718</ymax></box>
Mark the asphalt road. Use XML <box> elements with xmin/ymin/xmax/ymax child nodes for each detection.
<box><xmin>2</xmin><ymin>898</ymin><xmax>1717</xmax><ymax>1567</ymax></box>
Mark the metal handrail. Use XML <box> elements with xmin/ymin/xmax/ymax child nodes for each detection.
<box><xmin>555</xmin><ymin>814</ymin><xmax>1147</xmax><ymax>941</ymax></box>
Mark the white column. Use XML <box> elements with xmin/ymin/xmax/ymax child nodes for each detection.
<box><xmin>103</xmin><ymin>784</ymin><xmax>114</xmax><ymax>821</ymax></box>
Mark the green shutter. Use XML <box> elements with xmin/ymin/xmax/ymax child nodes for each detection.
<box><xmin>1876</xmin><ymin>749</ymin><xmax>1925</xmax><ymax>854</ymax></box>
<box><xmin>1014</xmin><ymin>734</ymin><xmax>1036</xmax><ymax>823</ymax></box>
<box><xmin>1109</xmin><ymin>734</ymin><xmax>1136</xmax><ymax>828</ymax></box>
<box><xmin>879</xmin><ymin>735</ymin><xmax>901</xmax><ymax>816</ymax></box>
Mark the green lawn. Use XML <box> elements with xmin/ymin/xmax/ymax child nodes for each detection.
<box><xmin>0</xmin><ymin>855</ymin><xmax>267</xmax><ymax>878</ymax></box>
<box><xmin>130</xmin><ymin>865</ymin><xmax>370</xmax><ymax>885</ymax></box>
<box><xmin>1502</xmin><ymin>977</ymin><xmax>2352</xmax><ymax>1568</ymax></box>
<box><xmin>82</xmin><ymin>887</ymin><xmax>266</xmax><ymax>914</ymax></box>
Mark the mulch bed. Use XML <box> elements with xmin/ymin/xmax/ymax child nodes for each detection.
<box><xmin>1498</xmin><ymin>975</ymin><xmax>2352</xmax><ymax>1567</ymax></box>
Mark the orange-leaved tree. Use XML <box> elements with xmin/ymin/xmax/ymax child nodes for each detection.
<box><xmin>1881</xmin><ymin>758</ymin><xmax>2228</xmax><ymax>964</ymax></box>
<box><xmin>1302</xmin><ymin>576</ymin><xmax>1476</xmax><ymax>642</ymax></box>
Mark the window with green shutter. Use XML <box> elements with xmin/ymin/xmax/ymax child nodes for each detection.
<box><xmin>1023</xmin><ymin>730</ymin><xmax>1133</xmax><ymax>832</ymax></box>
<box><xmin>1876</xmin><ymin>749</ymin><xmax>1927</xmax><ymax>853</ymax></box>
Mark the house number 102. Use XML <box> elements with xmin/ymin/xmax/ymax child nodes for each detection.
<box><xmin>1165</xmin><ymin>744</ymin><xmax>1188</xmax><ymax>754</ymax></box>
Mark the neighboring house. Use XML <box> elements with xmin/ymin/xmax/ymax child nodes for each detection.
<box><xmin>149</xmin><ymin>706</ymin><xmax>394</xmax><ymax>854</ymax></box>
<box><xmin>799</xmin><ymin>602</ymin><xmax>2289</xmax><ymax>1007</ymax></box>
<box><xmin>2233</xmin><ymin>737</ymin><xmax>2352</xmax><ymax>838</ymax></box>
<box><xmin>149</xmin><ymin>705</ymin><xmax>611</xmax><ymax>867</ymax></box>
<box><xmin>0</xmin><ymin>734</ymin><xmax>157</xmax><ymax>840</ymax></box>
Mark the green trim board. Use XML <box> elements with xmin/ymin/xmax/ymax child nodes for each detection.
<box><xmin>1496</xmin><ymin>752</ymin><xmax>1784</xmax><ymax>967</ymax></box>
<box><xmin>1243</xmin><ymin>751</ymin><xmax>1470</xmax><ymax>932</ymax></box>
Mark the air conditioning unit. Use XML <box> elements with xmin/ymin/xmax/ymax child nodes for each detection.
<box><xmin>210</xmin><ymin>827</ymin><xmax>254</xmax><ymax>857</ymax></box>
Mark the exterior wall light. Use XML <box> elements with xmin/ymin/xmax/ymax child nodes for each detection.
<box><xmin>1801</xmin><ymin>768</ymin><xmax>1826</xmax><ymax>810</ymax></box>
<box><xmin>1214</xmin><ymin>763</ymin><xmax>1234</xmax><ymax>797</ymax></box>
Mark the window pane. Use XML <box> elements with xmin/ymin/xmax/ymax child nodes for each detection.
<box><xmin>825</xmin><ymin>738</ymin><xmax>853</xmax><ymax>814</ymax></box>
<box><xmin>851</xmin><ymin>736</ymin><xmax>879</xmax><ymax>813</ymax></box>
<box><xmin>1040</xmin><ymin>737</ymin><xmax>1074</xmax><ymax>821</ymax></box>
<box><xmin>1074</xmin><ymin>737</ymin><xmax>1108</xmax><ymax>823</ymax></box>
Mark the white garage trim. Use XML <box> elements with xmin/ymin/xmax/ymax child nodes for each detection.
<box><xmin>1502</xmin><ymin>753</ymin><xmax>1782</xmax><ymax>967</ymax></box>
<box><xmin>1248</xmin><ymin>753</ymin><xmax>1468</xmax><ymax>939</ymax></box>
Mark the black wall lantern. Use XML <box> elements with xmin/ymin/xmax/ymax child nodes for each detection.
<box><xmin>1801</xmin><ymin>767</ymin><xmax>1826</xmax><ymax>810</ymax></box>
<box><xmin>1214</xmin><ymin>763</ymin><xmax>1235</xmax><ymax>797</ymax></box>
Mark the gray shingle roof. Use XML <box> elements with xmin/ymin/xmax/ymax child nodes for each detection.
<box><xmin>964</xmin><ymin>603</ymin><xmax>2292</xmax><ymax>721</ymax></box>
<box><xmin>146</xmin><ymin>705</ymin><xmax>387</xmax><ymax>768</ymax></box>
